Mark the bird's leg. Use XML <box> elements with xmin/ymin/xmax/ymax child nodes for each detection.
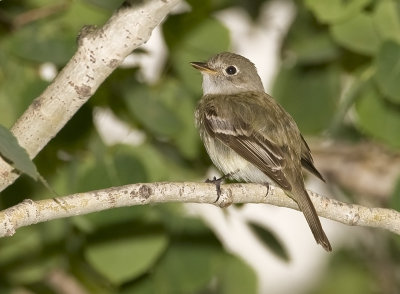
<box><xmin>263</xmin><ymin>182</ymin><xmax>270</xmax><ymax>196</ymax></box>
<box><xmin>206</xmin><ymin>171</ymin><xmax>237</xmax><ymax>203</ymax></box>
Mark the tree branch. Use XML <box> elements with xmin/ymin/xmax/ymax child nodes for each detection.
<box><xmin>0</xmin><ymin>0</ymin><xmax>181</xmax><ymax>192</ymax></box>
<box><xmin>0</xmin><ymin>182</ymin><xmax>399</xmax><ymax>238</ymax></box>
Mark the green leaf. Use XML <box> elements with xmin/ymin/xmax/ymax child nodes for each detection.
<box><xmin>123</xmin><ymin>84</ymin><xmax>183</xmax><ymax>138</ymax></box>
<box><xmin>373</xmin><ymin>0</ymin><xmax>400</xmax><ymax>43</ymax></box>
<box><xmin>121</xmin><ymin>276</ymin><xmax>154</xmax><ymax>294</ymax></box>
<box><xmin>121</xmin><ymin>77</ymin><xmax>201</xmax><ymax>160</ymax></box>
<box><xmin>124</xmin><ymin>143</ymin><xmax>200</xmax><ymax>182</ymax></box>
<box><xmin>282</xmin><ymin>6</ymin><xmax>341</xmax><ymax>66</ymax></box>
<box><xmin>0</xmin><ymin>226</ymin><xmax>62</xmax><ymax>284</ymax></box>
<box><xmin>6</xmin><ymin>1</ymin><xmax>109</xmax><ymax>65</ymax></box>
<box><xmin>313</xmin><ymin>251</ymin><xmax>375</xmax><ymax>294</ymax></box>
<box><xmin>113</xmin><ymin>146</ymin><xmax>148</xmax><ymax>184</ymax></box>
<box><xmin>328</xmin><ymin>66</ymin><xmax>375</xmax><ymax>135</ymax></box>
<box><xmin>75</xmin><ymin>206</ymin><xmax>151</xmax><ymax>233</ymax></box>
<box><xmin>153</xmin><ymin>79</ymin><xmax>201</xmax><ymax>159</ymax></box>
<box><xmin>305</xmin><ymin>0</ymin><xmax>371</xmax><ymax>24</ymax></box>
<box><xmin>167</xmin><ymin>18</ymin><xmax>230</xmax><ymax>94</ymax></box>
<box><xmin>289</xmin><ymin>33</ymin><xmax>340</xmax><ymax>65</ymax></box>
<box><xmin>152</xmin><ymin>241</ymin><xmax>222</xmax><ymax>294</ymax></box>
<box><xmin>6</xmin><ymin>22</ymin><xmax>75</xmax><ymax>65</ymax></box>
<box><xmin>75</xmin><ymin>154</ymin><xmax>113</xmax><ymax>192</ymax></box>
<box><xmin>217</xmin><ymin>254</ymin><xmax>257</xmax><ymax>294</ymax></box>
<box><xmin>6</xmin><ymin>255</ymin><xmax>60</xmax><ymax>284</ymax></box>
<box><xmin>0</xmin><ymin>287</ymin><xmax>12</xmax><ymax>294</ymax></box>
<box><xmin>273</xmin><ymin>64</ymin><xmax>339</xmax><ymax>134</ymax></box>
<box><xmin>85</xmin><ymin>229</ymin><xmax>168</xmax><ymax>285</ymax></box>
<box><xmin>374</xmin><ymin>40</ymin><xmax>400</xmax><ymax>103</ymax></box>
<box><xmin>0</xmin><ymin>125</ymin><xmax>38</xmax><ymax>180</ymax></box>
<box><xmin>0</xmin><ymin>51</ymin><xmax>48</xmax><ymax>127</ymax></box>
<box><xmin>331</xmin><ymin>12</ymin><xmax>381</xmax><ymax>56</ymax></box>
<box><xmin>0</xmin><ymin>227</ymin><xmax>43</xmax><ymax>266</ymax></box>
<box><xmin>248</xmin><ymin>221</ymin><xmax>290</xmax><ymax>262</ymax></box>
<box><xmin>355</xmin><ymin>83</ymin><xmax>400</xmax><ymax>148</ymax></box>
<box><xmin>58</xmin><ymin>0</ymin><xmax>111</xmax><ymax>34</ymax></box>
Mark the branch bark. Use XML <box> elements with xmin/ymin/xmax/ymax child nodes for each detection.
<box><xmin>0</xmin><ymin>0</ymin><xmax>181</xmax><ymax>192</ymax></box>
<box><xmin>0</xmin><ymin>182</ymin><xmax>399</xmax><ymax>238</ymax></box>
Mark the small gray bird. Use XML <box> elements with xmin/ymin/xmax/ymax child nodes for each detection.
<box><xmin>191</xmin><ymin>52</ymin><xmax>331</xmax><ymax>251</ymax></box>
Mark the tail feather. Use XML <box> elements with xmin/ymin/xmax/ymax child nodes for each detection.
<box><xmin>292</xmin><ymin>188</ymin><xmax>332</xmax><ymax>252</ymax></box>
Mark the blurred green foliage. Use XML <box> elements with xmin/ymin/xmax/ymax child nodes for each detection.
<box><xmin>0</xmin><ymin>0</ymin><xmax>400</xmax><ymax>293</ymax></box>
<box><xmin>0</xmin><ymin>125</ymin><xmax>39</xmax><ymax>180</ymax></box>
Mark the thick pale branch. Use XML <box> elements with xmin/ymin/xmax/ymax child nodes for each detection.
<box><xmin>0</xmin><ymin>182</ymin><xmax>399</xmax><ymax>238</ymax></box>
<box><xmin>0</xmin><ymin>0</ymin><xmax>181</xmax><ymax>192</ymax></box>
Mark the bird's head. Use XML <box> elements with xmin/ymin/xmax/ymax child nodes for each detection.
<box><xmin>191</xmin><ymin>52</ymin><xmax>264</xmax><ymax>95</ymax></box>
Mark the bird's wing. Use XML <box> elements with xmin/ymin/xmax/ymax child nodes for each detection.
<box><xmin>300</xmin><ymin>134</ymin><xmax>325</xmax><ymax>182</ymax></box>
<box><xmin>202</xmin><ymin>106</ymin><xmax>292</xmax><ymax>191</ymax></box>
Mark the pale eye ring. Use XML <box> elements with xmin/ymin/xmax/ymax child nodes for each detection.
<box><xmin>225</xmin><ymin>65</ymin><xmax>237</xmax><ymax>75</ymax></box>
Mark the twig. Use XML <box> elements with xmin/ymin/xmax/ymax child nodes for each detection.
<box><xmin>0</xmin><ymin>182</ymin><xmax>399</xmax><ymax>238</ymax></box>
<box><xmin>0</xmin><ymin>0</ymin><xmax>181</xmax><ymax>192</ymax></box>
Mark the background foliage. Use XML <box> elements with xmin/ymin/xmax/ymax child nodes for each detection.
<box><xmin>1</xmin><ymin>0</ymin><xmax>400</xmax><ymax>293</ymax></box>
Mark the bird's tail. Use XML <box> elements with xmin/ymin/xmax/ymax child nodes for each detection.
<box><xmin>292</xmin><ymin>187</ymin><xmax>332</xmax><ymax>252</ymax></box>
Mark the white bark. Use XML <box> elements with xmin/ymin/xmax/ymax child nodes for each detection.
<box><xmin>0</xmin><ymin>0</ymin><xmax>181</xmax><ymax>191</ymax></box>
<box><xmin>0</xmin><ymin>182</ymin><xmax>399</xmax><ymax>238</ymax></box>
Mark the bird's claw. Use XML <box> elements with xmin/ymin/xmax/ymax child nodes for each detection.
<box><xmin>205</xmin><ymin>176</ymin><xmax>224</xmax><ymax>203</ymax></box>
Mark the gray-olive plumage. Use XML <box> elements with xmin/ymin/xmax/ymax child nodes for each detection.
<box><xmin>191</xmin><ymin>52</ymin><xmax>331</xmax><ymax>251</ymax></box>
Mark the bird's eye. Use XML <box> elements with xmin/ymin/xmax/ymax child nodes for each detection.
<box><xmin>225</xmin><ymin>65</ymin><xmax>237</xmax><ymax>75</ymax></box>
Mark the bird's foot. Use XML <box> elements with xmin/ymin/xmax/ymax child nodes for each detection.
<box><xmin>205</xmin><ymin>174</ymin><xmax>231</xmax><ymax>203</ymax></box>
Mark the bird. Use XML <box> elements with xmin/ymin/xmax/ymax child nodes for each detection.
<box><xmin>191</xmin><ymin>52</ymin><xmax>332</xmax><ymax>251</ymax></box>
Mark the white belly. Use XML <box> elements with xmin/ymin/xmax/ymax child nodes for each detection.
<box><xmin>203</xmin><ymin>134</ymin><xmax>272</xmax><ymax>184</ymax></box>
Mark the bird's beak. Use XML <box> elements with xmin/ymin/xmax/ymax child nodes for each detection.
<box><xmin>190</xmin><ymin>62</ymin><xmax>217</xmax><ymax>74</ymax></box>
